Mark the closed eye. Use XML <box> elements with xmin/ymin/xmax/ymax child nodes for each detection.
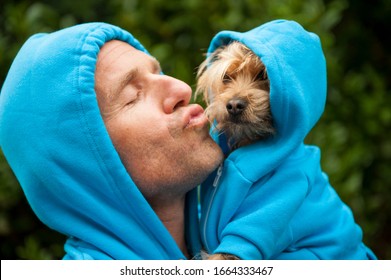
<box><xmin>223</xmin><ymin>74</ymin><xmax>232</xmax><ymax>84</ymax></box>
<box><xmin>125</xmin><ymin>91</ymin><xmax>140</xmax><ymax>107</ymax></box>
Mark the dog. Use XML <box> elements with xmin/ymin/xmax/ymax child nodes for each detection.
<box><xmin>194</xmin><ymin>21</ymin><xmax>375</xmax><ymax>261</ymax></box>
<box><xmin>196</xmin><ymin>41</ymin><xmax>276</xmax><ymax>260</ymax></box>
<box><xmin>196</xmin><ymin>41</ymin><xmax>275</xmax><ymax>151</ymax></box>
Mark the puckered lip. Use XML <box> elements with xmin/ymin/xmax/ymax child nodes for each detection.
<box><xmin>183</xmin><ymin>104</ymin><xmax>209</xmax><ymax>129</ymax></box>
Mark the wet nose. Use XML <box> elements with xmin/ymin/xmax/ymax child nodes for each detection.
<box><xmin>226</xmin><ymin>98</ymin><xmax>247</xmax><ymax>115</ymax></box>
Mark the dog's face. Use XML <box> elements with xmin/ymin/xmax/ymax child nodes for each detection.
<box><xmin>196</xmin><ymin>41</ymin><xmax>275</xmax><ymax>149</ymax></box>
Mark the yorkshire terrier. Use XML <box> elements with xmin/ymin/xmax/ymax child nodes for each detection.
<box><xmin>196</xmin><ymin>41</ymin><xmax>275</xmax><ymax>151</ymax></box>
<box><xmin>196</xmin><ymin>41</ymin><xmax>275</xmax><ymax>260</ymax></box>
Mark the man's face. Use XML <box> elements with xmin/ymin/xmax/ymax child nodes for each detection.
<box><xmin>95</xmin><ymin>40</ymin><xmax>223</xmax><ymax>204</ymax></box>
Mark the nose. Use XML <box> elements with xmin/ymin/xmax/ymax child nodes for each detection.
<box><xmin>160</xmin><ymin>75</ymin><xmax>192</xmax><ymax>114</ymax></box>
<box><xmin>226</xmin><ymin>98</ymin><xmax>247</xmax><ymax>115</ymax></box>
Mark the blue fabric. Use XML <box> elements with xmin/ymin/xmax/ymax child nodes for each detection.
<box><xmin>200</xmin><ymin>20</ymin><xmax>376</xmax><ymax>260</ymax></box>
<box><xmin>0</xmin><ymin>22</ymin><xmax>200</xmax><ymax>259</ymax></box>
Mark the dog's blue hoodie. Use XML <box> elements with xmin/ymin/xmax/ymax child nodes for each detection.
<box><xmin>200</xmin><ymin>20</ymin><xmax>376</xmax><ymax>259</ymax></box>
<box><xmin>0</xmin><ymin>23</ymin><xmax>201</xmax><ymax>259</ymax></box>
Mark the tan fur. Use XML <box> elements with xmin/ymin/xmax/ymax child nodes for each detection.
<box><xmin>196</xmin><ymin>41</ymin><xmax>274</xmax><ymax>150</ymax></box>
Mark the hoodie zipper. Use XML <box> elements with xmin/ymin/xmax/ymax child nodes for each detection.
<box><xmin>213</xmin><ymin>163</ymin><xmax>223</xmax><ymax>187</ymax></box>
<box><xmin>203</xmin><ymin>163</ymin><xmax>223</xmax><ymax>252</ymax></box>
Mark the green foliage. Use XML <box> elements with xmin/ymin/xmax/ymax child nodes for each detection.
<box><xmin>1</xmin><ymin>0</ymin><xmax>390</xmax><ymax>259</ymax></box>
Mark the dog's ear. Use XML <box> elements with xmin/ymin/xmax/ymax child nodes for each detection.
<box><xmin>209</xmin><ymin>47</ymin><xmax>224</xmax><ymax>63</ymax></box>
<box><xmin>195</xmin><ymin>48</ymin><xmax>223</xmax><ymax>103</ymax></box>
<box><xmin>197</xmin><ymin>48</ymin><xmax>222</xmax><ymax>75</ymax></box>
<box><xmin>195</xmin><ymin>59</ymin><xmax>207</xmax><ymax>101</ymax></box>
<box><xmin>196</xmin><ymin>60</ymin><xmax>207</xmax><ymax>80</ymax></box>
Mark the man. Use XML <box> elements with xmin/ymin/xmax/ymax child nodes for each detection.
<box><xmin>0</xmin><ymin>23</ymin><xmax>223</xmax><ymax>259</ymax></box>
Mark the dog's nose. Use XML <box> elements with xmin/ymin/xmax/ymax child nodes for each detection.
<box><xmin>226</xmin><ymin>99</ymin><xmax>247</xmax><ymax>115</ymax></box>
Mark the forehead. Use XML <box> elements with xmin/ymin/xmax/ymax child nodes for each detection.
<box><xmin>95</xmin><ymin>40</ymin><xmax>161</xmax><ymax>100</ymax></box>
<box><xmin>96</xmin><ymin>40</ymin><xmax>151</xmax><ymax>71</ymax></box>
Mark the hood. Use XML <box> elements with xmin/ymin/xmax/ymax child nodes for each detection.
<box><xmin>0</xmin><ymin>23</ymin><xmax>196</xmax><ymax>259</ymax></box>
<box><xmin>208</xmin><ymin>19</ymin><xmax>327</xmax><ymax>181</ymax></box>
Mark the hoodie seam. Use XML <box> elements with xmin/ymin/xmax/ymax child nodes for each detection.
<box><xmin>224</xmin><ymin>158</ymin><xmax>255</xmax><ymax>184</ymax></box>
<box><xmin>75</xmin><ymin>23</ymin><xmax>109</xmax><ymax>183</ymax></box>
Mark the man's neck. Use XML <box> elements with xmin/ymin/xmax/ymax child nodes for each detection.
<box><xmin>149</xmin><ymin>196</ymin><xmax>190</xmax><ymax>259</ymax></box>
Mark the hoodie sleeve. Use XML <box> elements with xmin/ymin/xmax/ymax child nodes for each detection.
<box><xmin>211</xmin><ymin>163</ymin><xmax>310</xmax><ymax>260</ymax></box>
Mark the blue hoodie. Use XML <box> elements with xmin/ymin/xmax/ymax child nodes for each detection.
<box><xmin>199</xmin><ymin>20</ymin><xmax>376</xmax><ymax>260</ymax></box>
<box><xmin>0</xmin><ymin>23</ymin><xmax>201</xmax><ymax>260</ymax></box>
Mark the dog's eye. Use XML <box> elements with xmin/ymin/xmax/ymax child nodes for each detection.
<box><xmin>257</xmin><ymin>69</ymin><xmax>268</xmax><ymax>80</ymax></box>
<box><xmin>223</xmin><ymin>74</ymin><xmax>232</xmax><ymax>84</ymax></box>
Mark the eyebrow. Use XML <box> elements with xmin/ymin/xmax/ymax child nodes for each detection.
<box><xmin>109</xmin><ymin>56</ymin><xmax>162</xmax><ymax>101</ymax></box>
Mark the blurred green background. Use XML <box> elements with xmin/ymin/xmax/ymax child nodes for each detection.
<box><xmin>0</xmin><ymin>0</ymin><xmax>390</xmax><ymax>259</ymax></box>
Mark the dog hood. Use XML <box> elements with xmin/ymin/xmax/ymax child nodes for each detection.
<box><xmin>207</xmin><ymin>19</ymin><xmax>327</xmax><ymax>181</ymax></box>
<box><xmin>0</xmin><ymin>23</ymin><xmax>200</xmax><ymax>259</ymax></box>
<box><xmin>200</xmin><ymin>20</ymin><xmax>376</xmax><ymax>259</ymax></box>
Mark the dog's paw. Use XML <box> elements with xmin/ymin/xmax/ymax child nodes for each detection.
<box><xmin>207</xmin><ymin>253</ymin><xmax>240</xmax><ymax>260</ymax></box>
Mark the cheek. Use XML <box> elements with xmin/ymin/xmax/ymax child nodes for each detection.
<box><xmin>104</xmin><ymin>110</ymin><xmax>148</xmax><ymax>160</ymax></box>
<box><xmin>108</xmin><ymin>113</ymin><xmax>173</xmax><ymax>165</ymax></box>
<box><xmin>113</xmin><ymin>121</ymin><xmax>161</xmax><ymax>154</ymax></box>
